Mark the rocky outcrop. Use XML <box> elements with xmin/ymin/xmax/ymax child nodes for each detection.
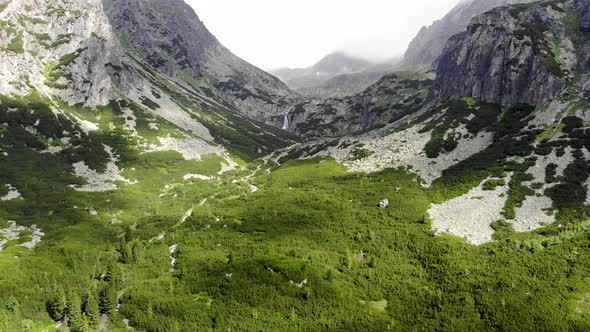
<box><xmin>400</xmin><ymin>0</ymin><xmax>536</xmax><ymax>72</ymax></box>
<box><xmin>104</xmin><ymin>0</ymin><xmax>297</xmax><ymax>122</ymax></box>
<box><xmin>0</xmin><ymin>0</ymin><xmax>133</xmax><ymax>107</ymax></box>
<box><xmin>271</xmin><ymin>72</ymin><xmax>432</xmax><ymax>138</ymax></box>
<box><xmin>431</xmin><ymin>0</ymin><xmax>583</xmax><ymax>106</ymax></box>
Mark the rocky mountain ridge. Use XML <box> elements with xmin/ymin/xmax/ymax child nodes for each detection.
<box><xmin>272</xmin><ymin>53</ymin><xmax>399</xmax><ymax>98</ymax></box>
<box><xmin>1</xmin><ymin>0</ymin><xmax>590</xmax><ymax>330</ymax></box>
<box><xmin>431</xmin><ymin>0</ymin><xmax>579</xmax><ymax>106</ymax></box>
<box><xmin>400</xmin><ymin>0</ymin><xmax>536</xmax><ymax>72</ymax></box>
<box><xmin>104</xmin><ymin>0</ymin><xmax>297</xmax><ymax>122</ymax></box>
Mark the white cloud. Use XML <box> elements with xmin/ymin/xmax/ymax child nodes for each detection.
<box><xmin>186</xmin><ymin>0</ymin><xmax>459</xmax><ymax>70</ymax></box>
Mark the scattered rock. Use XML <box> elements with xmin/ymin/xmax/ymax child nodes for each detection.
<box><xmin>1</xmin><ymin>184</ymin><xmax>22</xmax><ymax>201</ymax></box>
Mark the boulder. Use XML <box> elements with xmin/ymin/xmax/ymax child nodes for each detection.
<box><xmin>378</xmin><ymin>199</ymin><xmax>389</xmax><ymax>209</ymax></box>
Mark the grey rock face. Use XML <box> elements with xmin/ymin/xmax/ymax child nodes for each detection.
<box><xmin>431</xmin><ymin>1</ymin><xmax>582</xmax><ymax>106</ymax></box>
<box><xmin>400</xmin><ymin>0</ymin><xmax>536</xmax><ymax>72</ymax></box>
<box><xmin>104</xmin><ymin>0</ymin><xmax>297</xmax><ymax>122</ymax></box>
<box><xmin>270</xmin><ymin>72</ymin><xmax>432</xmax><ymax>138</ymax></box>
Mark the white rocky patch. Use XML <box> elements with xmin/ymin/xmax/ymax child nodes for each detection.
<box><xmin>18</xmin><ymin>225</ymin><xmax>45</xmax><ymax>250</ymax></box>
<box><xmin>289</xmin><ymin>279</ymin><xmax>308</xmax><ymax>288</ymax></box>
<box><xmin>0</xmin><ymin>221</ymin><xmax>23</xmax><ymax>251</ymax></box>
<box><xmin>149</xmin><ymin>232</ymin><xmax>165</xmax><ymax>243</ymax></box>
<box><xmin>122</xmin><ymin>109</ymin><xmax>137</xmax><ymax>131</ymax></box>
<box><xmin>327</xmin><ymin>124</ymin><xmax>493</xmax><ymax>186</ymax></box>
<box><xmin>0</xmin><ymin>221</ymin><xmax>44</xmax><ymax>251</ymax></box>
<box><xmin>71</xmin><ymin>145</ymin><xmax>136</xmax><ymax>192</ymax></box>
<box><xmin>75</xmin><ymin>117</ymin><xmax>100</xmax><ymax>134</ymax></box>
<box><xmin>148</xmin><ymin>122</ymin><xmax>159</xmax><ymax>130</ymax></box>
<box><xmin>219</xmin><ymin>157</ymin><xmax>239</xmax><ymax>174</ymax></box>
<box><xmin>512</xmin><ymin>148</ymin><xmax>575</xmax><ymax>231</ymax></box>
<box><xmin>1</xmin><ymin>184</ymin><xmax>22</xmax><ymax>201</ymax></box>
<box><xmin>128</xmin><ymin>82</ymin><xmax>214</xmax><ymax>141</ymax></box>
<box><xmin>41</xmin><ymin>145</ymin><xmax>64</xmax><ymax>154</ymax></box>
<box><xmin>183</xmin><ymin>174</ymin><xmax>214</xmax><ymax>181</ymax></box>
<box><xmin>169</xmin><ymin>244</ymin><xmax>177</xmax><ymax>272</ymax></box>
<box><xmin>513</xmin><ymin>196</ymin><xmax>555</xmax><ymax>232</ymax></box>
<box><xmin>180</xmin><ymin>208</ymin><xmax>193</xmax><ymax>224</ymax></box>
<box><xmin>429</xmin><ymin>175</ymin><xmax>511</xmax><ymax>245</ymax></box>
<box><xmin>145</xmin><ymin>136</ymin><xmax>224</xmax><ymax>161</ymax></box>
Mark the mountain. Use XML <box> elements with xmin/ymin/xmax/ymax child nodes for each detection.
<box><xmin>2</xmin><ymin>0</ymin><xmax>590</xmax><ymax>331</ymax></box>
<box><xmin>295</xmin><ymin>0</ymin><xmax>590</xmax><ymax>242</ymax></box>
<box><xmin>431</xmin><ymin>0</ymin><xmax>573</xmax><ymax>106</ymax></box>
<box><xmin>104</xmin><ymin>0</ymin><xmax>297</xmax><ymax>122</ymax></box>
<box><xmin>274</xmin><ymin>71</ymin><xmax>432</xmax><ymax>137</ymax></box>
<box><xmin>273</xmin><ymin>53</ymin><xmax>399</xmax><ymax>98</ymax></box>
<box><xmin>400</xmin><ymin>0</ymin><xmax>535</xmax><ymax>72</ymax></box>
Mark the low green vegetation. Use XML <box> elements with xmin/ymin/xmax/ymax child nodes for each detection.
<box><xmin>1</xmin><ymin>136</ymin><xmax>590</xmax><ymax>330</ymax></box>
<box><xmin>6</xmin><ymin>34</ymin><xmax>24</xmax><ymax>54</ymax></box>
<box><xmin>0</xmin><ymin>92</ymin><xmax>589</xmax><ymax>331</ymax></box>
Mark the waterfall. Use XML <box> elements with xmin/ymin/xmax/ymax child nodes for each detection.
<box><xmin>282</xmin><ymin>114</ymin><xmax>289</xmax><ymax>130</ymax></box>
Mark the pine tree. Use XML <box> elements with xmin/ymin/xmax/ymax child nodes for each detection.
<box><xmin>67</xmin><ymin>291</ymin><xmax>85</xmax><ymax>332</ymax></box>
<box><xmin>82</xmin><ymin>292</ymin><xmax>100</xmax><ymax>325</ymax></box>
<box><xmin>99</xmin><ymin>285</ymin><xmax>116</xmax><ymax>315</ymax></box>
<box><xmin>118</xmin><ymin>237</ymin><xmax>132</xmax><ymax>264</ymax></box>
<box><xmin>131</xmin><ymin>240</ymin><xmax>143</xmax><ymax>263</ymax></box>
<box><xmin>46</xmin><ymin>284</ymin><xmax>67</xmax><ymax>321</ymax></box>
<box><xmin>104</xmin><ymin>260</ymin><xmax>123</xmax><ymax>288</ymax></box>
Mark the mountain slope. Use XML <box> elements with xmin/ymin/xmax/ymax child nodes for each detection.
<box><xmin>273</xmin><ymin>53</ymin><xmax>398</xmax><ymax>98</ymax></box>
<box><xmin>432</xmin><ymin>0</ymin><xmax>577</xmax><ymax>106</ymax></box>
<box><xmin>294</xmin><ymin>0</ymin><xmax>590</xmax><ymax>245</ymax></box>
<box><xmin>400</xmin><ymin>0</ymin><xmax>536</xmax><ymax>72</ymax></box>
<box><xmin>104</xmin><ymin>0</ymin><xmax>297</xmax><ymax>122</ymax></box>
<box><xmin>2</xmin><ymin>0</ymin><xmax>590</xmax><ymax>331</ymax></box>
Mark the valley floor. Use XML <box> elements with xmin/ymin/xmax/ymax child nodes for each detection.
<box><xmin>1</xmin><ymin>148</ymin><xmax>590</xmax><ymax>331</ymax></box>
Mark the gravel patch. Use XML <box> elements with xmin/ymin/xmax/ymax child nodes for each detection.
<box><xmin>429</xmin><ymin>175</ymin><xmax>511</xmax><ymax>245</ymax></box>
<box><xmin>1</xmin><ymin>184</ymin><xmax>22</xmax><ymax>201</ymax></box>
<box><xmin>183</xmin><ymin>174</ymin><xmax>214</xmax><ymax>181</ymax></box>
<box><xmin>122</xmin><ymin>109</ymin><xmax>137</xmax><ymax>132</ymax></box>
<box><xmin>128</xmin><ymin>83</ymin><xmax>214</xmax><ymax>141</ymax></box>
<box><xmin>289</xmin><ymin>279</ymin><xmax>308</xmax><ymax>288</ymax></box>
<box><xmin>328</xmin><ymin>124</ymin><xmax>493</xmax><ymax>186</ymax></box>
<box><xmin>145</xmin><ymin>136</ymin><xmax>224</xmax><ymax>161</ymax></box>
<box><xmin>71</xmin><ymin>145</ymin><xmax>136</xmax><ymax>192</ymax></box>
<box><xmin>0</xmin><ymin>221</ymin><xmax>44</xmax><ymax>251</ymax></box>
<box><xmin>513</xmin><ymin>195</ymin><xmax>555</xmax><ymax>232</ymax></box>
<box><xmin>169</xmin><ymin>244</ymin><xmax>177</xmax><ymax>272</ymax></box>
<box><xmin>75</xmin><ymin>117</ymin><xmax>100</xmax><ymax>134</ymax></box>
<box><xmin>18</xmin><ymin>224</ymin><xmax>45</xmax><ymax>250</ymax></box>
<box><xmin>180</xmin><ymin>208</ymin><xmax>193</xmax><ymax>224</ymax></box>
<box><xmin>529</xmin><ymin>100</ymin><xmax>568</xmax><ymax>127</ymax></box>
<box><xmin>219</xmin><ymin>157</ymin><xmax>239</xmax><ymax>174</ymax></box>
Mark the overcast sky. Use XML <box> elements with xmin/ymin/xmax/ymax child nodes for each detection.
<box><xmin>186</xmin><ymin>0</ymin><xmax>459</xmax><ymax>70</ymax></box>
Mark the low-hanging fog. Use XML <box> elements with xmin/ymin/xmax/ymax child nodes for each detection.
<box><xmin>187</xmin><ymin>0</ymin><xmax>460</xmax><ymax>70</ymax></box>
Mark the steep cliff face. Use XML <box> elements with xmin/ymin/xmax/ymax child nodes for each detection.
<box><xmin>401</xmin><ymin>0</ymin><xmax>535</xmax><ymax>72</ymax></box>
<box><xmin>104</xmin><ymin>0</ymin><xmax>297</xmax><ymax>122</ymax></box>
<box><xmin>432</xmin><ymin>0</ymin><xmax>586</xmax><ymax>106</ymax></box>
<box><xmin>0</xmin><ymin>0</ymin><xmax>131</xmax><ymax>107</ymax></box>
<box><xmin>0</xmin><ymin>0</ymin><xmax>295</xmax><ymax>164</ymax></box>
